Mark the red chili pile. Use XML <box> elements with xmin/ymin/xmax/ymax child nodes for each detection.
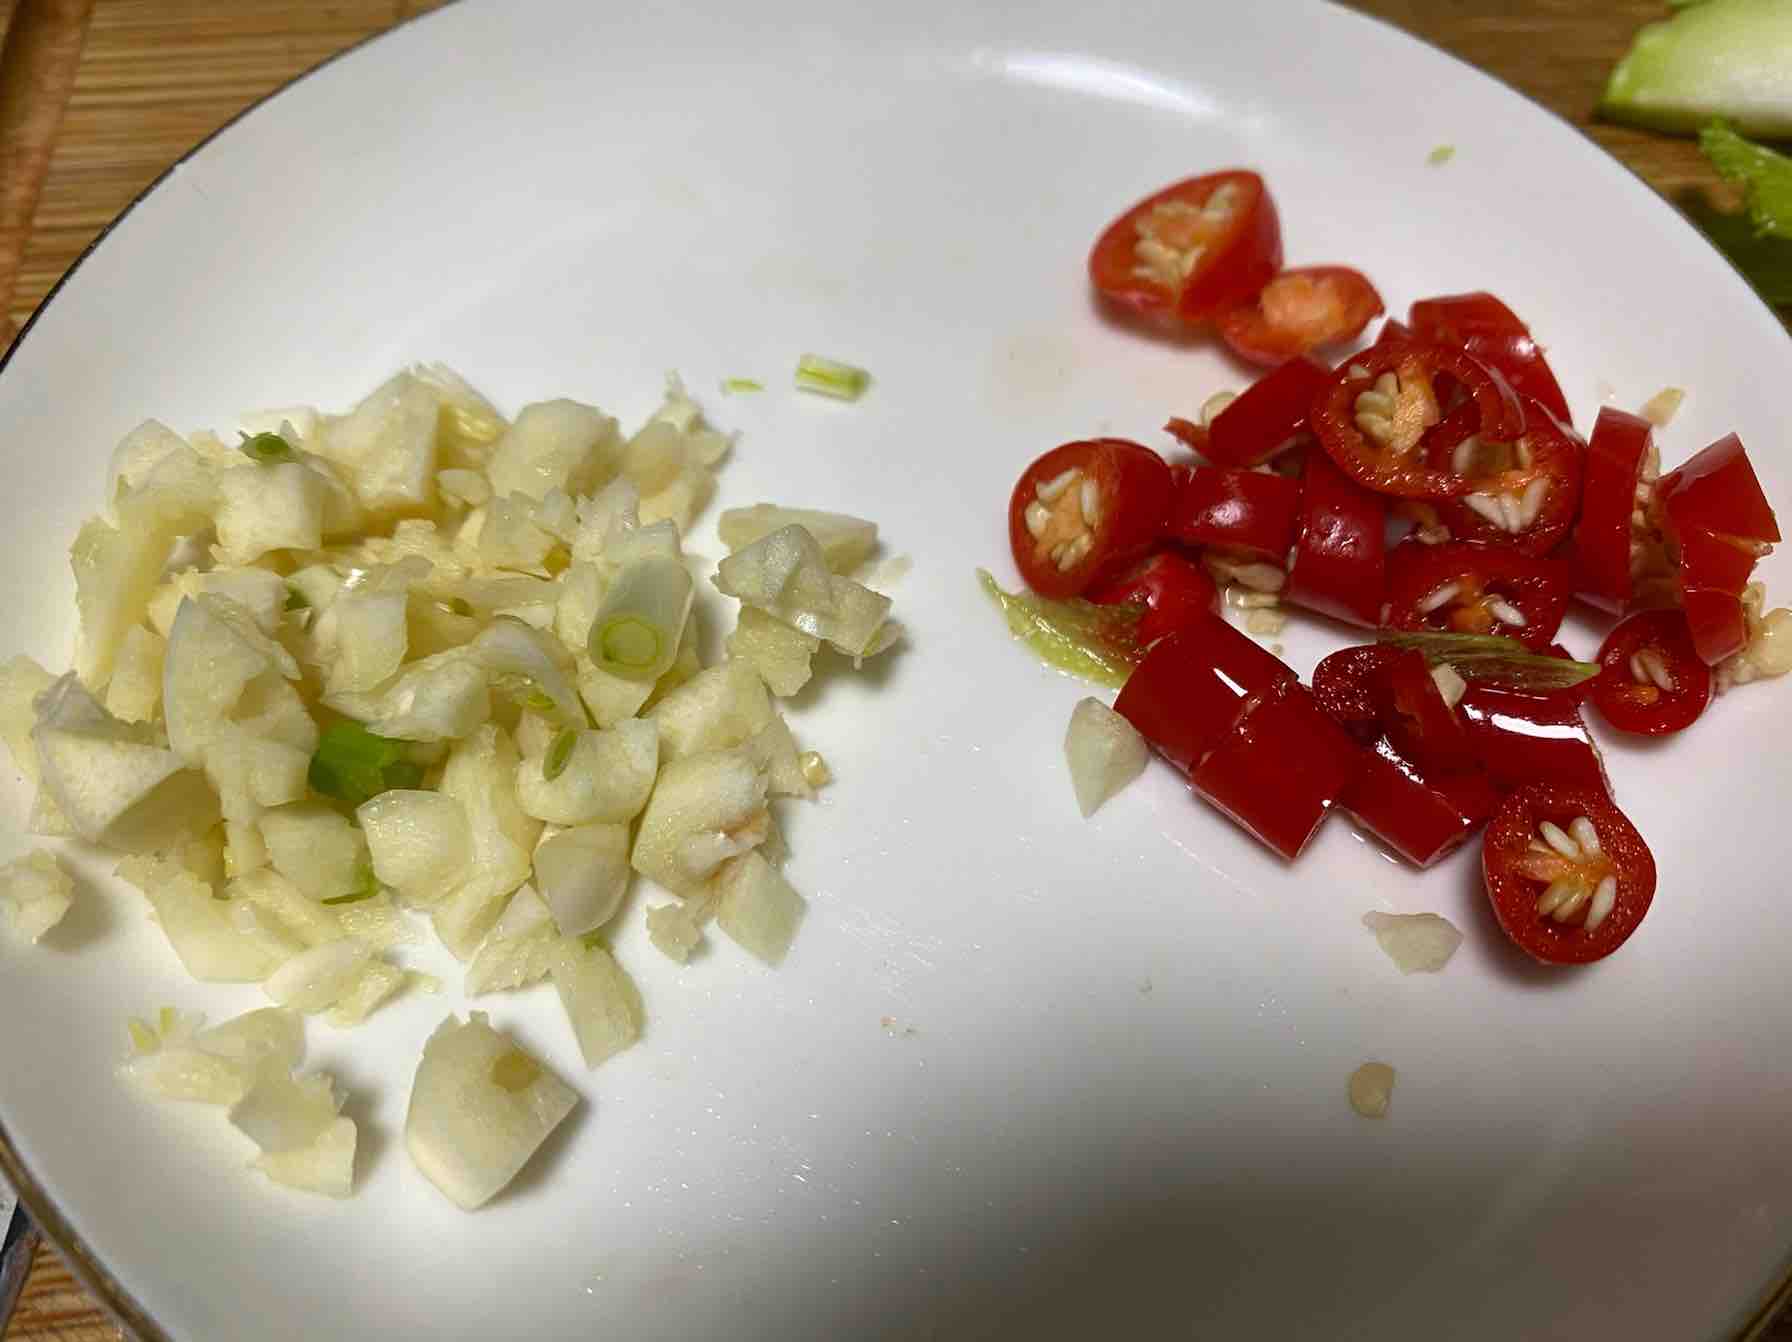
<box><xmin>1005</xmin><ymin>169</ymin><xmax>1783</xmax><ymax>966</ymax></box>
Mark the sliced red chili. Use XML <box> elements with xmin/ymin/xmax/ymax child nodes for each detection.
<box><xmin>1409</xmin><ymin>291</ymin><xmax>1573</xmax><ymax>427</ymax></box>
<box><xmin>1086</xmin><ymin>550</ymin><xmax>1220</xmax><ymax>647</ymax></box>
<box><xmin>1112</xmin><ymin>615</ymin><xmax>1294</xmax><ymax>773</ymax></box>
<box><xmin>1216</xmin><ymin>266</ymin><xmax>1384</xmax><ymax>366</ymax></box>
<box><xmin>1424</xmin><ymin>398</ymin><xmax>1584</xmax><ymax>557</ymax></box>
<box><xmin>1379</xmin><ymin>646</ymin><xmax>1477</xmax><ymax>776</ymax></box>
<box><xmin>1088</xmin><ymin>171</ymin><xmax>1283</xmax><ymax>326</ymax></box>
<box><xmin>1285</xmin><ymin>452</ymin><xmax>1386</xmax><ymax>627</ymax></box>
<box><xmin>1483</xmin><ymin>783</ymin><xmax>1655</xmax><ymax>964</ymax></box>
<box><xmin>1652</xmin><ymin>434</ymin><xmax>1779</xmax><ymax>664</ymax></box>
<box><xmin>1681</xmin><ymin>588</ymin><xmax>1750</xmax><ymax>667</ymax></box>
<box><xmin>1312</xmin><ymin>645</ymin><xmax>1400</xmax><ymax>745</ymax></box>
<box><xmin>1164</xmin><ymin>418</ymin><xmax>1209</xmax><ymax>457</ymax></box>
<box><xmin>1657</xmin><ymin>432</ymin><xmax>1780</xmax><ymax>545</ymax></box>
<box><xmin>1384</xmin><ymin>539</ymin><xmax>1568</xmax><ymax>651</ymax></box>
<box><xmin>1312</xmin><ymin>343</ymin><xmax>1522</xmax><ymax>498</ymax></box>
<box><xmin>1203</xmin><ymin>356</ymin><xmax>1332</xmax><ymax>468</ymax></box>
<box><xmin>1311</xmin><ymin>643</ymin><xmax>1475</xmax><ymax>777</ymax></box>
<box><xmin>1675</xmin><ymin>526</ymin><xmax>1762</xmax><ymax>594</ymax></box>
<box><xmin>1008</xmin><ymin>439</ymin><xmax>1172</xmax><ymax>600</ymax></box>
<box><xmin>1589</xmin><ymin>609</ymin><xmax>1712</xmax><ymax>736</ymax></box>
<box><xmin>1372</xmin><ymin>318</ymin><xmax>1414</xmax><ymax>351</ymax></box>
<box><xmin>1571</xmin><ymin>407</ymin><xmax>1653</xmax><ymax>612</ymax></box>
<box><xmin>1343</xmin><ymin>738</ymin><xmax>1504</xmax><ymax>869</ymax></box>
<box><xmin>1168</xmin><ymin>466</ymin><xmax>1303</xmax><ymax>564</ymax></box>
<box><xmin>1458</xmin><ymin>682</ymin><xmax>1608</xmax><ymax>793</ymax></box>
<box><xmin>1190</xmin><ymin>679</ymin><xmax>1361</xmax><ymax>861</ymax></box>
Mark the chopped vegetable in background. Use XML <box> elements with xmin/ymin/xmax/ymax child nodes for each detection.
<box><xmin>1602</xmin><ymin>0</ymin><xmax>1792</xmax><ymax>137</ymax></box>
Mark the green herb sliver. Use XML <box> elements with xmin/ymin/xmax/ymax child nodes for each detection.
<box><xmin>977</xmin><ymin>569</ymin><xmax>1143</xmax><ymax>689</ymax></box>
<box><xmin>309</xmin><ymin>722</ymin><xmax>423</xmax><ymax>807</ymax></box>
<box><xmin>238</xmin><ymin>431</ymin><xmax>296</xmax><ymax>465</ymax></box>
<box><xmin>1377</xmin><ymin>629</ymin><xmax>1598</xmax><ymax>692</ymax></box>
<box><xmin>794</xmin><ymin>353</ymin><xmax>870</xmax><ymax>401</ymax></box>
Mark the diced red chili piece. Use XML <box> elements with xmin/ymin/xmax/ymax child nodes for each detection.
<box><xmin>1217</xmin><ymin>267</ymin><xmax>1384</xmax><ymax>366</ymax></box>
<box><xmin>1204</xmin><ymin>356</ymin><xmax>1332</xmax><ymax>468</ymax></box>
<box><xmin>1168</xmin><ymin>466</ymin><xmax>1303</xmax><ymax>563</ymax></box>
<box><xmin>1681</xmin><ymin>587</ymin><xmax>1749</xmax><ymax>666</ymax></box>
<box><xmin>1409</xmin><ymin>291</ymin><xmax>1573</xmax><ymax>427</ymax></box>
<box><xmin>1425</xmin><ymin>397</ymin><xmax>1584</xmax><ymax>558</ymax></box>
<box><xmin>1342</xmin><ymin>738</ymin><xmax>1503</xmax><ymax>868</ymax></box>
<box><xmin>1657</xmin><ymin>432</ymin><xmax>1780</xmax><ymax>545</ymax></box>
<box><xmin>1164</xmin><ymin>418</ymin><xmax>1210</xmax><ymax>457</ymax></box>
<box><xmin>1008</xmin><ymin>439</ymin><xmax>1172</xmax><ymax>600</ymax></box>
<box><xmin>1087</xmin><ymin>550</ymin><xmax>1220</xmax><ymax>646</ymax></box>
<box><xmin>1113</xmin><ymin>615</ymin><xmax>1294</xmax><ymax>773</ymax></box>
<box><xmin>1089</xmin><ymin>171</ymin><xmax>1283</xmax><ymax>325</ymax></box>
<box><xmin>1285</xmin><ymin>452</ymin><xmax>1386</xmax><ymax>627</ymax></box>
<box><xmin>1483</xmin><ymin>783</ymin><xmax>1655</xmax><ymax>964</ymax></box>
<box><xmin>1312</xmin><ymin>645</ymin><xmax>1399</xmax><ymax>746</ymax></box>
<box><xmin>1589</xmin><ymin>608</ymin><xmax>1712</xmax><ymax>736</ymax></box>
<box><xmin>1384</xmin><ymin>539</ymin><xmax>1569</xmax><ymax>651</ymax></box>
<box><xmin>1457</xmin><ymin>682</ymin><xmax>1608</xmax><ymax>793</ymax></box>
<box><xmin>1372</xmin><ymin>317</ymin><xmax>1414</xmax><ymax>351</ymax></box>
<box><xmin>1190</xmin><ymin>679</ymin><xmax>1361</xmax><ymax>861</ymax></box>
<box><xmin>1676</xmin><ymin>527</ymin><xmax>1761</xmax><ymax>593</ymax></box>
<box><xmin>1379</xmin><ymin>646</ymin><xmax>1477</xmax><ymax>776</ymax></box>
<box><xmin>1571</xmin><ymin>407</ymin><xmax>1653</xmax><ymax>612</ymax></box>
<box><xmin>1312</xmin><ymin>343</ymin><xmax>1523</xmax><ymax>498</ymax></box>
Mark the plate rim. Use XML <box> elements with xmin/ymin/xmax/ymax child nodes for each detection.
<box><xmin>0</xmin><ymin>2</ymin><xmax>1787</xmax><ymax>1338</ymax></box>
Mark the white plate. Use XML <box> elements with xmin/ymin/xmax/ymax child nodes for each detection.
<box><xmin>2</xmin><ymin>2</ymin><xmax>1788</xmax><ymax>1338</ymax></box>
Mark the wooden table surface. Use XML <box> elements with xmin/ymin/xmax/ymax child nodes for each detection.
<box><xmin>0</xmin><ymin>2</ymin><xmax>1784</xmax><ymax>1339</ymax></box>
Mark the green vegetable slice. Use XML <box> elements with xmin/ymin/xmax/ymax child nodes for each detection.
<box><xmin>977</xmin><ymin>569</ymin><xmax>1144</xmax><ymax>689</ymax></box>
<box><xmin>1701</xmin><ymin>120</ymin><xmax>1792</xmax><ymax>238</ymax></box>
<box><xmin>1601</xmin><ymin>0</ymin><xmax>1792</xmax><ymax>137</ymax></box>
<box><xmin>238</xmin><ymin>431</ymin><xmax>297</xmax><ymax>465</ymax></box>
<box><xmin>543</xmin><ymin>727</ymin><xmax>578</xmax><ymax>781</ymax></box>
<box><xmin>1377</xmin><ymin>630</ymin><xmax>1598</xmax><ymax>691</ymax></box>
<box><xmin>308</xmin><ymin>722</ymin><xmax>424</xmax><ymax>806</ymax></box>
<box><xmin>794</xmin><ymin>354</ymin><xmax>870</xmax><ymax>401</ymax></box>
<box><xmin>721</xmin><ymin>377</ymin><xmax>764</xmax><ymax>394</ymax></box>
<box><xmin>1377</xmin><ymin>630</ymin><xmax>1529</xmax><ymax>659</ymax></box>
<box><xmin>586</xmin><ymin>557</ymin><xmax>693</xmax><ymax>682</ymax></box>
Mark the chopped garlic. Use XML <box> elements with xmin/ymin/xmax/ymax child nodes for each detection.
<box><xmin>1063</xmin><ymin>697</ymin><xmax>1148</xmax><ymax>818</ymax></box>
<box><xmin>1639</xmin><ymin>387</ymin><xmax>1684</xmax><ymax>428</ymax></box>
<box><xmin>1348</xmin><ymin>1062</ymin><xmax>1396</xmax><ymax>1118</ymax></box>
<box><xmin>1362</xmin><ymin>911</ymin><xmax>1463</xmax><ymax>973</ymax></box>
<box><xmin>0</xmin><ymin>849</ymin><xmax>75</xmax><ymax>943</ymax></box>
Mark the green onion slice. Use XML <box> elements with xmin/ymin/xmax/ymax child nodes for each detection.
<box><xmin>238</xmin><ymin>431</ymin><xmax>297</xmax><ymax>465</ymax></box>
<box><xmin>794</xmin><ymin>353</ymin><xmax>870</xmax><ymax>401</ymax></box>
<box><xmin>721</xmin><ymin>377</ymin><xmax>764</xmax><ymax>394</ymax></box>
<box><xmin>1377</xmin><ymin>629</ymin><xmax>1599</xmax><ymax>691</ymax></box>
<box><xmin>586</xmin><ymin>557</ymin><xmax>693</xmax><ymax>682</ymax></box>
<box><xmin>543</xmin><ymin>727</ymin><xmax>579</xmax><ymax>781</ymax></box>
<box><xmin>1377</xmin><ymin>630</ymin><xmax>1529</xmax><ymax>659</ymax></box>
<box><xmin>308</xmin><ymin>722</ymin><xmax>423</xmax><ymax>806</ymax></box>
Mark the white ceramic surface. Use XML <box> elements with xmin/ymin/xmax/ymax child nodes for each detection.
<box><xmin>1</xmin><ymin>2</ymin><xmax>1788</xmax><ymax>1338</ymax></box>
